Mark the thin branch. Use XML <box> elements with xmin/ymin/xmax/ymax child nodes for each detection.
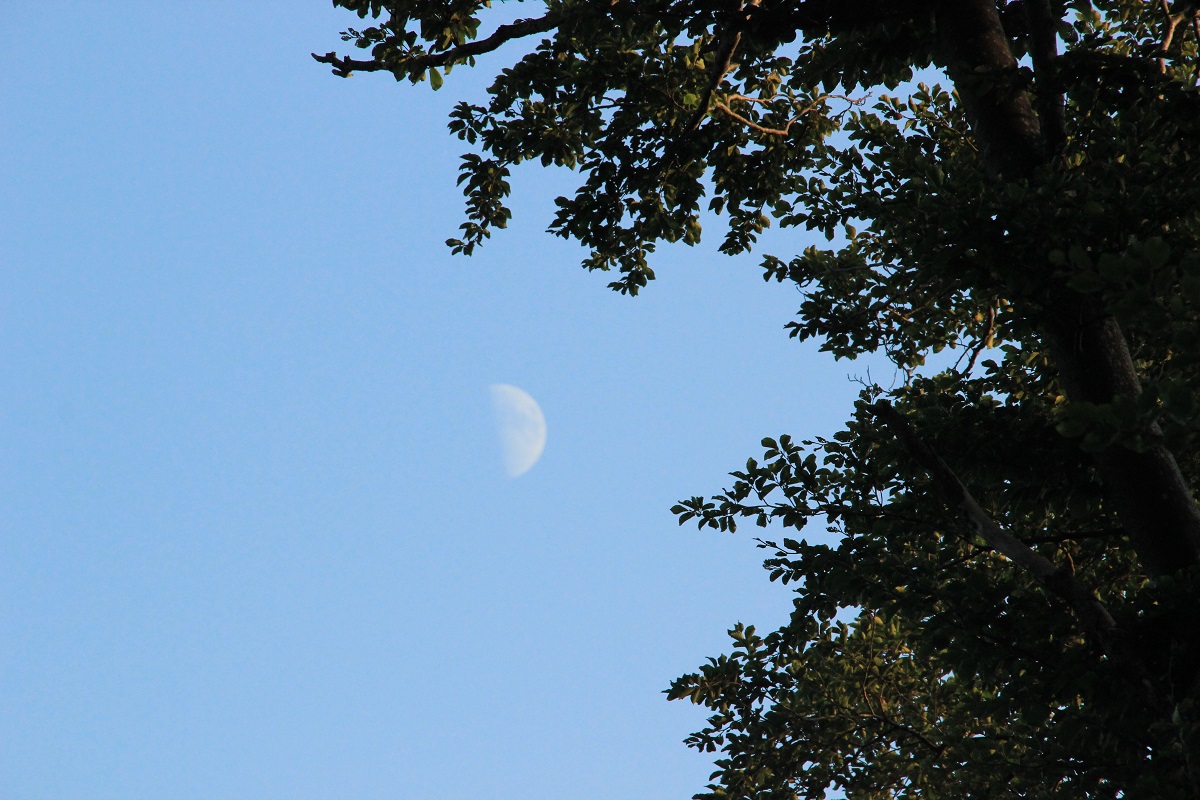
<box><xmin>723</xmin><ymin>93</ymin><xmax>776</xmax><ymax>105</ymax></box>
<box><xmin>713</xmin><ymin>99</ymin><xmax>797</xmax><ymax>136</ymax></box>
<box><xmin>1193</xmin><ymin>12</ymin><xmax>1200</xmax><ymax>85</ymax></box>
<box><xmin>1160</xmin><ymin>0</ymin><xmax>1178</xmax><ymax>74</ymax></box>
<box><xmin>654</xmin><ymin>0</ymin><xmax>761</xmax><ymax>177</ymax></box>
<box><xmin>714</xmin><ymin>92</ymin><xmax>859</xmax><ymax>138</ymax></box>
<box><xmin>1157</xmin><ymin>0</ymin><xmax>1198</xmax><ymax>74</ymax></box>
<box><xmin>869</xmin><ymin>709</ymin><xmax>946</xmax><ymax>756</ymax></box>
<box><xmin>682</xmin><ymin>0</ymin><xmax>762</xmax><ymax>135</ymax></box>
<box><xmin>311</xmin><ymin>51</ymin><xmax>385</xmax><ymax>77</ymax></box>
<box><xmin>787</xmin><ymin>261</ymin><xmax>899</xmax><ymax>280</ymax></box>
<box><xmin>313</xmin><ymin>11</ymin><xmax>562</xmax><ymax>77</ymax></box>
<box><xmin>866</xmin><ymin>400</ymin><xmax>1122</xmax><ymax>656</ymax></box>
<box><xmin>963</xmin><ymin>306</ymin><xmax>997</xmax><ymax>375</ymax></box>
<box><xmin>850</xmin><ymin>648</ymin><xmax>948</xmax><ymax>757</ymax></box>
<box><xmin>729</xmin><ymin>92</ymin><xmax>859</xmax><ymax>108</ymax></box>
<box><xmin>1021</xmin><ymin>526</ymin><xmax>1125</xmax><ymax>545</ymax></box>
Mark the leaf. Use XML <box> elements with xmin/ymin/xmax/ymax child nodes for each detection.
<box><xmin>323</xmin><ymin>2</ymin><xmax>1200</xmax><ymax>794</ymax></box>
<box><xmin>1066</xmin><ymin>271</ymin><xmax>1105</xmax><ymax>293</ymax></box>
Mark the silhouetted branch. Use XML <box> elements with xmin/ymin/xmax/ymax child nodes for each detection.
<box><xmin>714</xmin><ymin>92</ymin><xmax>860</xmax><ymax>138</ymax></box>
<box><xmin>313</xmin><ymin>11</ymin><xmax>562</xmax><ymax>78</ymax></box>
<box><xmin>867</xmin><ymin>400</ymin><xmax>1121</xmax><ymax>655</ymax></box>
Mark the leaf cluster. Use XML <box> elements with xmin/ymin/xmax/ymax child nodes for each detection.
<box><xmin>323</xmin><ymin>1</ymin><xmax>1200</xmax><ymax>796</ymax></box>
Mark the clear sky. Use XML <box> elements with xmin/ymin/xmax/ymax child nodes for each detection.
<box><xmin>2</xmin><ymin>5</ymin><xmax>883</xmax><ymax>799</ymax></box>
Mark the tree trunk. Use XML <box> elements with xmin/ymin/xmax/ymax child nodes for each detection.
<box><xmin>933</xmin><ymin>0</ymin><xmax>1200</xmax><ymax>577</ymax></box>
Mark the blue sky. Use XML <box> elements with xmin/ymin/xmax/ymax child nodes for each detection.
<box><xmin>2</xmin><ymin>5</ymin><xmax>884</xmax><ymax>798</ymax></box>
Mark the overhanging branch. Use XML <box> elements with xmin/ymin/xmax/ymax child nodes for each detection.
<box><xmin>313</xmin><ymin>11</ymin><xmax>563</xmax><ymax>78</ymax></box>
<box><xmin>867</xmin><ymin>400</ymin><xmax>1121</xmax><ymax>655</ymax></box>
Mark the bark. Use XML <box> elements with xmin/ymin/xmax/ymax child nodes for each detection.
<box><xmin>932</xmin><ymin>0</ymin><xmax>1200</xmax><ymax>577</ymax></box>
<box><xmin>1024</xmin><ymin>0</ymin><xmax>1068</xmax><ymax>156</ymax></box>
<box><xmin>1043</xmin><ymin>310</ymin><xmax>1200</xmax><ymax>576</ymax></box>
<box><xmin>934</xmin><ymin>0</ymin><xmax>1045</xmax><ymax>175</ymax></box>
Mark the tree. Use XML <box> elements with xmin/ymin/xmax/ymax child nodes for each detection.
<box><xmin>316</xmin><ymin>1</ymin><xmax>1200</xmax><ymax>796</ymax></box>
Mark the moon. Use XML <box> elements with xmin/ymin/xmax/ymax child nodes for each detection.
<box><xmin>489</xmin><ymin>384</ymin><xmax>547</xmax><ymax>478</ymax></box>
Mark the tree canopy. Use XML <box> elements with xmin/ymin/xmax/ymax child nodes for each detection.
<box><xmin>317</xmin><ymin>1</ymin><xmax>1200</xmax><ymax>797</ymax></box>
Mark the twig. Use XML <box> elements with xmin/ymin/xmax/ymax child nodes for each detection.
<box><xmin>653</xmin><ymin>0</ymin><xmax>761</xmax><ymax>178</ymax></box>
<box><xmin>682</xmin><ymin>1</ymin><xmax>762</xmax><ymax>134</ymax></box>
<box><xmin>963</xmin><ymin>306</ymin><xmax>997</xmax><ymax>375</ymax></box>
<box><xmin>712</xmin><ymin>99</ymin><xmax>797</xmax><ymax>136</ymax></box>
<box><xmin>714</xmin><ymin>92</ymin><xmax>859</xmax><ymax>138</ymax></box>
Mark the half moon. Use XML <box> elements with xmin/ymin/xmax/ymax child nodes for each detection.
<box><xmin>489</xmin><ymin>384</ymin><xmax>547</xmax><ymax>478</ymax></box>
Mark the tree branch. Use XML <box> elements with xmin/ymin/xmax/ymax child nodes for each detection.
<box><xmin>712</xmin><ymin>100</ymin><xmax>796</xmax><ymax>136</ymax></box>
<box><xmin>867</xmin><ymin>400</ymin><xmax>1121</xmax><ymax>656</ymax></box>
<box><xmin>1042</xmin><ymin>313</ymin><xmax>1200</xmax><ymax>576</ymax></box>
<box><xmin>1157</xmin><ymin>0</ymin><xmax>1198</xmax><ymax>74</ymax></box>
<box><xmin>1194</xmin><ymin>13</ymin><xmax>1200</xmax><ymax>85</ymax></box>
<box><xmin>311</xmin><ymin>51</ymin><xmax>385</xmax><ymax>77</ymax></box>
<box><xmin>1023</xmin><ymin>0</ymin><xmax>1068</xmax><ymax>156</ymax></box>
<box><xmin>313</xmin><ymin>11</ymin><xmax>562</xmax><ymax>78</ymax></box>
<box><xmin>682</xmin><ymin>0</ymin><xmax>762</xmax><ymax>135</ymax></box>
<box><xmin>652</xmin><ymin>0</ymin><xmax>765</xmax><ymax>183</ymax></box>
<box><xmin>960</xmin><ymin>305</ymin><xmax>996</xmax><ymax>375</ymax></box>
<box><xmin>935</xmin><ymin>0</ymin><xmax>1200</xmax><ymax>578</ymax></box>
<box><xmin>934</xmin><ymin>0</ymin><xmax>1045</xmax><ymax>176</ymax></box>
<box><xmin>713</xmin><ymin>92</ymin><xmax>860</xmax><ymax>138</ymax></box>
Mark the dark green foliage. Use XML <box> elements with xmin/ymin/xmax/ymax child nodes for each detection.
<box><xmin>320</xmin><ymin>1</ymin><xmax>1200</xmax><ymax>796</ymax></box>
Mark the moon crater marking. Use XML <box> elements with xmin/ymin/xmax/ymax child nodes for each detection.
<box><xmin>489</xmin><ymin>384</ymin><xmax>547</xmax><ymax>478</ymax></box>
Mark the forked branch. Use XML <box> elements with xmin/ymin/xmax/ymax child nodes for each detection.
<box><xmin>713</xmin><ymin>92</ymin><xmax>859</xmax><ymax>137</ymax></box>
<box><xmin>1157</xmin><ymin>0</ymin><xmax>1200</xmax><ymax>74</ymax></box>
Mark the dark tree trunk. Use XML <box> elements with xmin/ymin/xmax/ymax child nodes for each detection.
<box><xmin>932</xmin><ymin>0</ymin><xmax>1200</xmax><ymax>577</ymax></box>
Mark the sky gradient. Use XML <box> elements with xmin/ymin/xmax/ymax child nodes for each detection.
<box><xmin>2</xmin><ymin>5</ymin><xmax>885</xmax><ymax>798</ymax></box>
